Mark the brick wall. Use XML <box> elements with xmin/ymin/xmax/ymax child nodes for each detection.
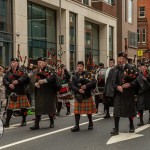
<box><xmin>91</xmin><ymin>1</ymin><xmax>117</xmax><ymax>17</ymax></box>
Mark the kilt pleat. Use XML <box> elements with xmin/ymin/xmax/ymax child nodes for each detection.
<box><xmin>74</xmin><ymin>97</ymin><xmax>96</xmax><ymax>114</ymax></box>
<box><xmin>7</xmin><ymin>95</ymin><xmax>31</xmax><ymax>110</ymax></box>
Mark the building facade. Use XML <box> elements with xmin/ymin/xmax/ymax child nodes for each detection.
<box><xmin>137</xmin><ymin>0</ymin><xmax>150</xmax><ymax>61</ymax></box>
<box><xmin>0</xmin><ymin>0</ymin><xmax>117</xmax><ymax>71</ymax></box>
<box><xmin>117</xmin><ymin>0</ymin><xmax>137</xmax><ymax>63</ymax></box>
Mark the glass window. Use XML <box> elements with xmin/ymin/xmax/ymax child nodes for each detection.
<box><xmin>28</xmin><ymin>2</ymin><xmax>56</xmax><ymax>59</ymax></box>
<box><xmin>85</xmin><ymin>21</ymin><xmax>99</xmax><ymax>68</ymax></box>
<box><xmin>139</xmin><ymin>7</ymin><xmax>145</xmax><ymax>18</ymax></box>
<box><xmin>128</xmin><ymin>31</ymin><xmax>138</xmax><ymax>48</ymax></box>
<box><xmin>137</xmin><ymin>29</ymin><xmax>140</xmax><ymax>43</ymax></box>
<box><xmin>128</xmin><ymin>0</ymin><xmax>133</xmax><ymax>23</ymax></box>
<box><xmin>83</xmin><ymin>0</ymin><xmax>89</xmax><ymax>5</ymax></box>
<box><xmin>142</xmin><ymin>29</ymin><xmax>146</xmax><ymax>43</ymax></box>
<box><xmin>69</xmin><ymin>12</ymin><xmax>76</xmax><ymax>72</ymax></box>
<box><xmin>0</xmin><ymin>0</ymin><xmax>13</xmax><ymax>66</ymax></box>
<box><xmin>109</xmin><ymin>26</ymin><xmax>113</xmax><ymax>59</ymax></box>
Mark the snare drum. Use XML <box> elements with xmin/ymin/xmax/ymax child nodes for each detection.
<box><xmin>57</xmin><ymin>84</ymin><xmax>71</xmax><ymax>98</ymax></box>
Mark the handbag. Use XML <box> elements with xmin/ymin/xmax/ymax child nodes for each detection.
<box><xmin>75</xmin><ymin>93</ymin><xmax>83</xmax><ymax>103</ymax></box>
<box><xmin>10</xmin><ymin>92</ymin><xmax>18</xmax><ymax>102</ymax></box>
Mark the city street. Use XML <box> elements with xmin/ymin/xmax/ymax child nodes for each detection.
<box><xmin>0</xmin><ymin>104</ymin><xmax>150</xmax><ymax>150</ymax></box>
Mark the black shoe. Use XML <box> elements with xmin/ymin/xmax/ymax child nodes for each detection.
<box><xmin>20</xmin><ymin>121</ymin><xmax>26</xmax><ymax>126</ymax></box>
<box><xmin>104</xmin><ymin>114</ymin><xmax>110</xmax><ymax>119</ymax></box>
<box><xmin>88</xmin><ymin>122</ymin><xmax>93</xmax><ymax>130</ymax></box>
<box><xmin>129</xmin><ymin>127</ymin><xmax>135</xmax><ymax>133</ymax></box>
<box><xmin>137</xmin><ymin>121</ymin><xmax>144</xmax><ymax>126</ymax></box>
<box><xmin>3</xmin><ymin>123</ymin><xmax>9</xmax><ymax>128</ymax></box>
<box><xmin>66</xmin><ymin>112</ymin><xmax>71</xmax><ymax>115</ymax></box>
<box><xmin>30</xmin><ymin>125</ymin><xmax>39</xmax><ymax>130</ymax></box>
<box><xmin>110</xmin><ymin>128</ymin><xmax>119</xmax><ymax>136</ymax></box>
<box><xmin>50</xmin><ymin>124</ymin><xmax>54</xmax><ymax>128</ymax></box>
<box><xmin>71</xmin><ymin>125</ymin><xmax>80</xmax><ymax>132</ymax></box>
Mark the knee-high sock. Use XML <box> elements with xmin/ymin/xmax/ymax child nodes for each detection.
<box><xmin>138</xmin><ymin>110</ymin><xmax>143</xmax><ymax>122</ymax></box>
<box><xmin>49</xmin><ymin>115</ymin><xmax>54</xmax><ymax>125</ymax></box>
<box><xmin>114</xmin><ymin>117</ymin><xmax>120</xmax><ymax>130</ymax></box>
<box><xmin>129</xmin><ymin>117</ymin><xmax>134</xmax><ymax>127</ymax></box>
<box><xmin>87</xmin><ymin>114</ymin><xmax>92</xmax><ymax>124</ymax></box>
<box><xmin>75</xmin><ymin>114</ymin><xmax>80</xmax><ymax>126</ymax></box>
<box><xmin>57</xmin><ymin>102</ymin><xmax>62</xmax><ymax>113</ymax></box>
<box><xmin>65</xmin><ymin>102</ymin><xmax>70</xmax><ymax>112</ymax></box>
<box><xmin>21</xmin><ymin>108</ymin><xmax>27</xmax><ymax>122</ymax></box>
<box><xmin>5</xmin><ymin>109</ymin><xmax>13</xmax><ymax>124</ymax></box>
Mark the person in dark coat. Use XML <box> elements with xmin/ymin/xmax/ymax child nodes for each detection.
<box><xmin>71</xmin><ymin>61</ymin><xmax>96</xmax><ymax>132</ymax></box>
<box><xmin>123</xmin><ymin>63</ymin><xmax>150</xmax><ymax>126</ymax></box>
<box><xmin>3</xmin><ymin>58</ymin><xmax>30</xmax><ymax>128</ymax></box>
<box><xmin>103</xmin><ymin>58</ymin><xmax>115</xmax><ymax>119</ymax></box>
<box><xmin>105</xmin><ymin>52</ymin><xmax>137</xmax><ymax>136</ymax></box>
<box><xmin>30</xmin><ymin>57</ymin><xmax>57</xmax><ymax>130</ymax></box>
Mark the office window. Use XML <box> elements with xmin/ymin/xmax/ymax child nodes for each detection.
<box><xmin>83</xmin><ymin>0</ymin><xmax>89</xmax><ymax>5</ymax></box>
<box><xmin>69</xmin><ymin>12</ymin><xmax>76</xmax><ymax>72</ymax></box>
<box><xmin>142</xmin><ymin>29</ymin><xmax>146</xmax><ymax>43</ymax></box>
<box><xmin>139</xmin><ymin>7</ymin><xmax>145</xmax><ymax>17</ymax></box>
<box><xmin>104</xmin><ymin>0</ymin><xmax>114</xmax><ymax>5</ymax></box>
<box><xmin>109</xmin><ymin>26</ymin><xmax>113</xmax><ymax>59</ymax></box>
<box><xmin>28</xmin><ymin>2</ymin><xmax>56</xmax><ymax>58</ymax></box>
<box><xmin>128</xmin><ymin>31</ymin><xmax>138</xmax><ymax>48</ymax></box>
<box><xmin>137</xmin><ymin>29</ymin><xmax>140</xmax><ymax>43</ymax></box>
<box><xmin>85</xmin><ymin>21</ymin><xmax>99</xmax><ymax>68</ymax></box>
<box><xmin>128</xmin><ymin>0</ymin><xmax>133</xmax><ymax>23</ymax></box>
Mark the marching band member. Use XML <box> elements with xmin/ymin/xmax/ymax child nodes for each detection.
<box><xmin>3</xmin><ymin>58</ymin><xmax>30</xmax><ymax>128</ymax></box>
<box><xmin>105</xmin><ymin>52</ymin><xmax>137</xmax><ymax>136</ymax></box>
<box><xmin>71</xmin><ymin>61</ymin><xmax>96</xmax><ymax>132</ymax></box>
<box><xmin>57</xmin><ymin>64</ymin><xmax>71</xmax><ymax>116</ymax></box>
<box><xmin>30</xmin><ymin>57</ymin><xmax>57</xmax><ymax>130</ymax></box>
<box><xmin>123</xmin><ymin>62</ymin><xmax>150</xmax><ymax>126</ymax></box>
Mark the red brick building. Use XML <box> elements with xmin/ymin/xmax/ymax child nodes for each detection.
<box><xmin>137</xmin><ymin>0</ymin><xmax>150</xmax><ymax>61</ymax></box>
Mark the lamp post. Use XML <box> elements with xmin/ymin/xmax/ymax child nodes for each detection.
<box><xmin>58</xmin><ymin>0</ymin><xmax>63</xmax><ymax>63</ymax></box>
<box><xmin>124</xmin><ymin>38</ymin><xmax>128</xmax><ymax>58</ymax></box>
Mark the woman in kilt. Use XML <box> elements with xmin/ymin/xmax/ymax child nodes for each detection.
<box><xmin>3</xmin><ymin>58</ymin><xmax>30</xmax><ymax>128</ymax></box>
<box><xmin>71</xmin><ymin>61</ymin><xmax>96</xmax><ymax>132</ymax></box>
<box><xmin>57</xmin><ymin>64</ymin><xmax>71</xmax><ymax>116</ymax></box>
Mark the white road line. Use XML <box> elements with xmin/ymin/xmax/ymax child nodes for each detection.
<box><xmin>0</xmin><ymin>118</ymin><xmax>103</xmax><ymax>150</ymax></box>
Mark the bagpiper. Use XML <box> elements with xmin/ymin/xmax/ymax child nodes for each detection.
<box><xmin>30</xmin><ymin>57</ymin><xmax>58</xmax><ymax>130</ymax></box>
<box><xmin>3</xmin><ymin>58</ymin><xmax>30</xmax><ymax>128</ymax></box>
<box><xmin>71</xmin><ymin>61</ymin><xmax>96</xmax><ymax>132</ymax></box>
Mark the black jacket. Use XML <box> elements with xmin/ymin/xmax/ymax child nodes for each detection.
<box><xmin>71</xmin><ymin>71</ymin><xmax>96</xmax><ymax>99</ymax></box>
<box><xmin>3</xmin><ymin>68</ymin><xmax>30</xmax><ymax>95</ymax></box>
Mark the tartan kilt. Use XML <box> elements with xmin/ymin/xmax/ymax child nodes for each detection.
<box><xmin>74</xmin><ymin>97</ymin><xmax>96</xmax><ymax>114</ymax></box>
<box><xmin>7</xmin><ymin>95</ymin><xmax>31</xmax><ymax>110</ymax></box>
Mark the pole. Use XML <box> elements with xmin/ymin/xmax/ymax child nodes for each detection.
<box><xmin>59</xmin><ymin>0</ymin><xmax>62</xmax><ymax>63</ymax></box>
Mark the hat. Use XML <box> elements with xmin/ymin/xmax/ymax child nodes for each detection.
<box><xmin>11</xmin><ymin>58</ymin><xmax>19</xmax><ymax>62</ymax></box>
<box><xmin>37</xmin><ymin>57</ymin><xmax>46</xmax><ymax>61</ymax></box>
<box><xmin>117</xmin><ymin>52</ymin><xmax>126</xmax><ymax>58</ymax></box>
<box><xmin>77</xmin><ymin>61</ymin><xmax>84</xmax><ymax>66</ymax></box>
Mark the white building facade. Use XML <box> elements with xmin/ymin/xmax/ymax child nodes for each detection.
<box><xmin>0</xmin><ymin>0</ymin><xmax>117</xmax><ymax>71</ymax></box>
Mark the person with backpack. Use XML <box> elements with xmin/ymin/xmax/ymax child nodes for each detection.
<box><xmin>30</xmin><ymin>57</ymin><xmax>59</xmax><ymax>130</ymax></box>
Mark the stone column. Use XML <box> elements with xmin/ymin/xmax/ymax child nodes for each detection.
<box><xmin>76</xmin><ymin>14</ymin><xmax>85</xmax><ymax>62</ymax></box>
<box><xmin>13</xmin><ymin>0</ymin><xmax>28</xmax><ymax>63</ymax></box>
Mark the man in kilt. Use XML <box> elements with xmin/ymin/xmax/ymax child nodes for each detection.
<box><xmin>30</xmin><ymin>57</ymin><xmax>57</xmax><ymax>130</ymax></box>
<box><xmin>3</xmin><ymin>58</ymin><xmax>30</xmax><ymax>128</ymax></box>
<box><xmin>71</xmin><ymin>61</ymin><xmax>96</xmax><ymax>132</ymax></box>
<box><xmin>105</xmin><ymin>52</ymin><xmax>137</xmax><ymax>136</ymax></box>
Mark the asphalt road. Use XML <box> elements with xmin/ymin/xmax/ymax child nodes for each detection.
<box><xmin>0</xmin><ymin>104</ymin><xmax>150</xmax><ymax>150</ymax></box>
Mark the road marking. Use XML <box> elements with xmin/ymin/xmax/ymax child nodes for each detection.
<box><xmin>0</xmin><ymin>118</ymin><xmax>104</xmax><ymax>149</ymax></box>
<box><xmin>107</xmin><ymin>124</ymin><xmax>150</xmax><ymax>145</ymax></box>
